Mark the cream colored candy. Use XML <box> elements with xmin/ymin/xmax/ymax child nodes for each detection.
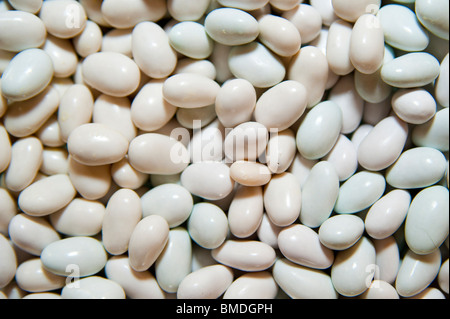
<box><xmin>93</xmin><ymin>94</ymin><xmax>137</xmax><ymax>142</ymax></box>
<box><xmin>258</xmin><ymin>14</ymin><xmax>301</xmax><ymax>57</ymax></box>
<box><xmin>132</xmin><ymin>22</ymin><xmax>177</xmax><ymax>79</ymax></box>
<box><xmin>41</xmin><ymin>236</ymin><xmax>107</xmax><ymax>277</ymax></box>
<box><xmin>101</xmin><ymin>0</ymin><xmax>166</xmax><ymax>29</ymax></box>
<box><xmin>40</xmin><ymin>147</ymin><xmax>68</xmax><ymax>175</ymax></box>
<box><xmin>181</xmin><ymin>162</ymin><xmax>234</xmax><ymax>200</ymax></box>
<box><xmin>105</xmin><ymin>255</ymin><xmax>165</xmax><ymax>299</ymax></box>
<box><xmin>102</xmin><ymin>189</ymin><xmax>141</xmax><ymax>255</ymax></box>
<box><xmin>359</xmin><ymin>280</ymin><xmax>399</xmax><ymax>299</ymax></box>
<box><xmin>438</xmin><ymin>258</ymin><xmax>449</xmax><ymax>294</ymax></box>
<box><xmin>162</xmin><ymin>73</ymin><xmax>220</xmax><ymax>109</ymax></box>
<box><xmin>412</xmin><ymin>108</ymin><xmax>449</xmax><ymax>152</ymax></box>
<box><xmin>288</xmin><ymin>46</ymin><xmax>329</xmax><ymax>108</ymax></box>
<box><xmin>365</xmin><ymin>189</ymin><xmax>411</xmax><ymax>240</ymax></box>
<box><xmin>323</xmin><ymin>134</ymin><xmax>358</xmax><ymax>181</ymax></box>
<box><xmin>228</xmin><ymin>42</ymin><xmax>286</xmax><ymax>88</ymax></box>
<box><xmin>82</xmin><ymin>52</ymin><xmax>140</xmax><ymax>97</ymax></box>
<box><xmin>229</xmin><ymin>161</ymin><xmax>271</xmax><ymax>187</ymax></box>
<box><xmin>404</xmin><ymin>186</ymin><xmax>449</xmax><ymax>255</ymax></box>
<box><xmin>177</xmin><ymin>264</ymin><xmax>233</xmax><ymax>299</ymax></box>
<box><xmin>329</xmin><ymin>74</ymin><xmax>365</xmax><ymax>134</ymax></box>
<box><xmin>39</xmin><ymin>0</ymin><xmax>87</xmax><ymax>39</ymax></box>
<box><xmin>331</xmin><ymin>0</ymin><xmax>381</xmax><ymax>22</ymax></box>
<box><xmin>128</xmin><ymin>133</ymin><xmax>189</xmax><ymax>175</ymax></box>
<box><xmin>78</xmin><ymin>0</ymin><xmax>110</xmax><ymax>27</ymax></box>
<box><xmin>407</xmin><ymin>288</ymin><xmax>446</xmax><ymax>299</ymax></box>
<box><xmin>319</xmin><ymin>214</ymin><xmax>365</xmax><ymax>251</ymax></box>
<box><xmin>15</xmin><ymin>258</ymin><xmax>65</xmax><ymax>293</ymax></box>
<box><xmin>269</xmin><ymin>0</ymin><xmax>299</xmax><ymax>11</ymax></box>
<box><xmin>58</xmin><ymin>84</ymin><xmax>94</xmax><ymax>142</ymax></box>
<box><xmin>188</xmin><ymin>203</ymin><xmax>228</xmax><ymax>249</ymax></box>
<box><xmin>36</xmin><ymin>114</ymin><xmax>65</xmax><ymax>148</ymax></box>
<box><xmin>435</xmin><ymin>53</ymin><xmax>449</xmax><ymax>107</ymax></box>
<box><xmin>395</xmin><ymin>248</ymin><xmax>442</xmax><ymax>297</ymax></box>
<box><xmin>310</xmin><ymin>0</ymin><xmax>338</xmax><ymax>26</ymax></box>
<box><xmin>61</xmin><ymin>276</ymin><xmax>125</xmax><ymax>299</ymax></box>
<box><xmin>223</xmin><ymin>271</ymin><xmax>278</xmax><ymax>299</ymax></box>
<box><xmin>72</xmin><ymin>20</ymin><xmax>103</xmax><ymax>58</ymax></box>
<box><xmin>255</xmin><ymin>80</ymin><xmax>307</xmax><ymax>131</ymax></box>
<box><xmin>128</xmin><ymin>215</ymin><xmax>169</xmax><ymax>272</ymax></box>
<box><xmin>263</xmin><ymin>172</ymin><xmax>301</xmax><ymax>227</ymax></box>
<box><xmin>415</xmin><ymin>0</ymin><xmax>449</xmax><ymax>40</ymax></box>
<box><xmin>273</xmin><ymin>258</ymin><xmax>338</xmax><ymax>299</ymax></box>
<box><xmin>169</xmin><ymin>21</ymin><xmax>213</xmax><ymax>60</ymax></box>
<box><xmin>282</xmin><ymin>4</ymin><xmax>322</xmax><ymax>44</ymax></box>
<box><xmin>392</xmin><ymin>88</ymin><xmax>436</xmax><ymax>124</ymax></box>
<box><xmin>224</xmin><ymin>121</ymin><xmax>268</xmax><ymax>162</ymax></box>
<box><xmin>111</xmin><ymin>157</ymin><xmax>148</xmax><ymax>190</ymax></box>
<box><xmin>378</xmin><ymin>4</ymin><xmax>429</xmax><ymax>52</ymax></box>
<box><xmin>357</xmin><ymin>115</ymin><xmax>409</xmax><ymax>171</ymax></box>
<box><xmin>0</xmin><ymin>125</ymin><xmax>11</xmax><ymax>173</ymax></box>
<box><xmin>363</xmin><ymin>99</ymin><xmax>393</xmax><ymax>125</ymax></box>
<box><xmin>43</xmin><ymin>35</ymin><xmax>78</xmax><ymax>79</ymax></box>
<box><xmin>4</xmin><ymin>137</ymin><xmax>43</xmax><ymax>192</ymax></box>
<box><xmin>215</xmin><ymin>79</ymin><xmax>256</xmax><ymax>128</ymax></box>
<box><xmin>381</xmin><ymin>52</ymin><xmax>440</xmax><ymax>88</ymax></box>
<box><xmin>257</xmin><ymin>214</ymin><xmax>282</xmax><ymax>249</ymax></box>
<box><xmin>212</xmin><ymin>240</ymin><xmax>276</xmax><ymax>272</ymax></box>
<box><xmin>296</xmin><ymin>101</ymin><xmax>342</xmax><ymax>160</ymax></box>
<box><xmin>189</xmin><ymin>119</ymin><xmax>225</xmax><ymax>163</ymax></box>
<box><xmin>101</xmin><ymin>28</ymin><xmax>133</xmax><ymax>57</ymax></box>
<box><xmin>334</xmin><ymin>171</ymin><xmax>386</xmax><ymax>214</ymax></box>
<box><xmin>0</xmin><ymin>233</ymin><xmax>17</xmax><ymax>289</ymax></box>
<box><xmin>155</xmin><ymin>227</ymin><xmax>192</xmax><ymax>293</ymax></box>
<box><xmin>331</xmin><ymin>237</ymin><xmax>376</xmax><ymax>297</ymax></box>
<box><xmin>50</xmin><ymin>198</ymin><xmax>105</xmax><ymax>237</ymax></box>
<box><xmin>18</xmin><ymin>174</ymin><xmax>76</xmax><ymax>217</ymax></box>
<box><xmin>1</xmin><ymin>49</ymin><xmax>54</xmax><ymax>102</ymax></box>
<box><xmin>279</xmin><ymin>224</ymin><xmax>334</xmax><ymax>269</ymax></box>
<box><xmin>0</xmin><ymin>10</ymin><xmax>46</xmax><ymax>52</ymax></box>
<box><xmin>174</xmin><ymin>58</ymin><xmax>217</xmax><ymax>80</ymax></box>
<box><xmin>326</xmin><ymin>19</ymin><xmax>354</xmax><ymax>76</ymax></box>
<box><xmin>0</xmin><ymin>188</ymin><xmax>17</xmax><ymax>236</ymax></box>
<box><xmin>176</xmin><ymin>104</ymin><xmax>217</xmax><ymax>129</ymax></box>
<box><xmin>266</xmin><ymin>129</ymin><xmax>297</xmax><ymax>174</ymax></box>
<box><xmin>7</xmin><ymin>0</ymin><xmax>42</xmax><ymax>13</ymax></box>
<box><xmin>205</xmin><ymin>8</ymin><xmax>259</xmax><ymax>46</ymax></box>
<box><xmin>350</xmin><ymin>14</ymin><xmax>385</xmax><ymax>75</ymax></box>
<box><xmin>386</xmin><ymin>147</ymin><xmax>447</xmax><ymax>189</ymax></box>
<box><xmin>228</xmin><ymin>185</ymin><xmax>264</xmax><ymax>239</ymax></box>
<box><xmin>167</xmin><ymin>0</ymin><xmax>209</xmax><ymax>21</ymax></box>
<box><xmin>8</xmin><ymin>214</ymin><xmax>60</xmax><ymax>256</ymax></box>
<box><xmin>299</xmin><ymin>161</ymin><xmax>340</xmax><ymax>228</ymax></box>
<box><xmin>68</xmin><ymin>157</ymin><xmax>111</xmax><ymax>200</ymax></box>
<box><xmin>67</xmin><ymin>123</ymin><xmax>128</xmax><ymax>166</ymax></box>
<box><xmin>4</xmin><ymin>86</ymin><xmax>60</xmax><ymax>138</ymax></box>
<box><xmin>141</xmin><ymin>184</ymin><xmax>193</xmax><ymax>228</ymax></box>
<box><xmin>217</xmin><ymin>0</ymin><xmax>269</xmax><ymax>11</ymax></box>
<box><xmin>373</xmin><ymin>237</ymin><xmax>400</xmax><ymax>284</ymax></box>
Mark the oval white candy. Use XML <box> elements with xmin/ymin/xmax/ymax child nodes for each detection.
<box><xmin>392</xmin><ymin>88</ymin><xmax>436</xmax><ymax>125</ymax></box>
<box><xmin>205</xmin><ymin>8</ymin><xmax>259</xmax><ymax>46</ymax></box>
<box><xmin>264</xmin><ymin>172</ymin><xmax>301</xmax><ymax>227</ymax></box>
<box><xmin>223</xmin><ymin>271</ymin><xmax>278</xmax><ymax>299</ymax></box>
<box><xmin>412</xmin><ymin>108</ymin><xmax>449</xmax><ymax>152</ymax></box>
<box><xmin>255</xmin><ymin>80</ymin><xmax>307</xmax><ymax>131</ymax></box>
<box><xmin>67</xmin><ymin>123</ymin><xmax>129</xmax><ymax>166</ymax></box>
<box><xmin>405</xmin><ymin>186</ymin><xmax>449</xmax><ymax>255</ymax></box>
<box><xmin>381</xmin><ymin>52</ymin><xmax>440</xmax><ymax>88</ymax></box>
<box><xmin>378</xmin><ymin>4</ymin><xmax>429</xmax><ymax>52</ymax></box>
<box><xmin>68</xmin><ymin>157</ymin><xmax>111</xmax><ymax>200</ymax></box>
<box><xmin>181</xmin><ymin>162</ymin><xmax>234</xmax><ymax>200</ymax></box>
<box><xmin>15</xmin><ymin>258</ymin><xmax>65</xmax><ymax>293</ymax></box>
<box><xmin>224</xmin><ymin>121</ymin><xmax>268</xmax><ymax>162</ymax></box>
<box><xmin>266</xmin><ymin>129</ymin><xmax>297</xmax><ymax>174</ymax></box>
<box><xmin>229</xmin><ymin>161</ymin><xmax>271</xmax><ymax>187</ymax></box>
<box><xmin>167</xmin><ymin>0</ymin><xmax>210</xmax><ymax>21</ymax></box>
<box><xmin>41</xmin><ymin>236</ymin><xmax>107</xmax><ymax>277</ymax></box>
<box><xmin>0</xmin><ymin>233</ymin><xmax>17</xmax><ymax>289</ymax></box>
<box><xmin>359</xmin><ymin>280</ymin><xmax>399</xmax><ymax>299</ymax></box>
<box><xmin>228</xmin><ymin>42</ymin><xmax>286</xmax><ymax>88</ymax></box>
<box><xmin>73</xmin><ymin>20</ymin><xmax>103</xmax><ymax>58</ymax></box>
<box><xmin>415</xmin><ymin>0</ymin><xmax>449</xmax><ymax>40</ymax></box>
<box><xmin>319</xmin><ymin>214</ymin><xmax>365</xmax><ymax>250</ymax></box>
<box><xmin>324</xmin><ymin>134</ymin><xmax>358</xmax><ymax>181</ymax></box>
<box><xmin>0</xmin><ymin>10</ymin><xmax>46</xmax><ymax>52</ymax></box>
<box><xmin>273</xmin><ymin>258</ymin><xmax>338</xmax><ymax>299</ymax></box>
<box><xmin>282</xmin><ymin>4</ymin><xmax>322</xmax><ymax>44</ymax></box>
<box><xmin>299</xmin><ymin>161</ymin><xmax>339</xmax><ymax>228</ymax></box>
<box><xmin>435</xmin><ymin>54</ymin><xmax>449</xmax><ymax>107</ymax></box>
<box><xmin>326</xmin><ymin>19</ymin><xmax>354</xmax><ymax>76</ymax></box>
<box><xmin>43</xmin><ymin>35</ymin><xmax>78</xmax><ymax>79</ymax></box>
<box><xmin>212</xmin><ymin>240</ymin><xmax>276</xmax><ymax>272</ymax></box>
<box><xmin>61</xmin><ymin>276</ymin><xmax>125</xmax><ymax>299</ymax></box>
<box><xmin>188</xmin><ymin>119</ymin><xmax>225</xmax><ymax>163</ymax></box>
<box><xmin>386</xmin><ymin>147</ymin><xmax>447</xmax><ymax>189</ymax></box>
<box><xmin>188</xmin><ymin>203</ymin><xmax>228</xmax><ymax>249</ymax></box>
<box><xmin>331</xmin><ymin>0</ymin><xmax>381</xmax><ymax>22</ymax></box>
<box><xmin>438</xmin><ymin>259</ymin><xmax>449</xmax><ymax>294</ymax></box>
<box><xmin>395</xmin><ymin>248</ymin><xmax>442</xmax><ymax>297</ymax></box>
<box><xmin>357</xmin><ymin>115</ymin><xmax>408</xmax><ymax>171</ymax></box>
<box><xmin>1</xmin><ymin>49</ymin><xmax>54</xmax><ymax>102</ymax></box>
<box><xmin>258</xmin><ymin>14</ymin><xmax>301</xmax><ymax>57</ymax></box>
<box><xmin>373</xmin><ymin>237</ymin><xmax>400</xmax><ymax>284</ymax></box>
<box><xmin>111</xmin><ymin>157</ymin><xmax>148</xmax><ymax>190</ymax></box>
<box><xmin>169</xmin><ymin>21</ymin><xmax>213</xmax><ymax>60</ymax></box>
<box><xmin>331</xmin><ymin>237</ymin><xmax>376</xmax><ymax>297</ymax></box>
<box><xmin>279</xmin><ymin>224</ymin><xmax>334</xmax><ymax>269</ymax></box>
<box><xmin>296</xmin><ymin>101</ymin><xmax>342</xmax><ymax>160</ymax></box>
<box><xmin>334</xmin><ymin>171</ymin><xmax>386</xmax><ymax>214</ymax></box>
<box><xmin>18</xmin><ymin>174</ymin><xmax>76</xmax><ymax>217</ymax></box>
<box><xmin>82</xmin><ymin>52</ymin><xmax>140</xmax><ymax>97</ymax></box>
<box><xmin>365</xmin><ymin>189</ymin><xmax>411</xmax><ymax>240</ymax></box>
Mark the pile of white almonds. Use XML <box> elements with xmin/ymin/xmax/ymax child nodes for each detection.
<box><xmin>0</xmin><ymin>0</ymin><xmax>449</xmax><ymax>300</ymax></box>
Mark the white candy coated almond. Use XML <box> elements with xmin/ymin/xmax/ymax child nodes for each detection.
<box><xmin>373</xmin><ymin>237</ymin><xmax>400</xmax><ymax>284</ymax></box>
<box><xmin>435</xmin><ymin>54</ymin><xmax>449</xmax><ymax>107</ymax></box>
<box><xmin>73</xmin><ymin>20</ymin><xmax>102</xmax><ymax>58</ymax></box>
<box><xmin>326</xmin><ymin>19</ymin><xmax>354</xmax><ymax>76</ymax></box>
<box><xmin>282</xmin><ymin>4</ymin><xmax>322</xmax><ymax>44</ymax></box>
<box><xmin>319</xmin><ymin>214</ymin><xmax>365</xmax><ymax>250</ymax></box>
<box><xmin>169</xmin><ymin>21</ymin><xmax>214</xmax><ymax>60</ymax></box>
<box><xmin>15</xmin><ymin>258</ymin><xmax>65</xmax><ymax>293</ymax></box>
<box><xmin>111</xmin><ymin>157</ymin><xmax>148</xmax><ymax>190</ymax></box>
<box><xmin>224</xmin><ymin>121</ymin><xmax>268</xmax><ymax>162</ymax></box>
<box><xmin>68</xmin><ymin>157</ymin><xmax>111</xmax><ymax>200</ymax></box>
<box><xmin>188</xmin><ymin>203</ymin><xmax>228</xmax><ymax>249</ymax></box>
<box><xmin>168</xmin><ymin>0</ymin><xmax>210</xmax><ymax>21</ymax></box>
<box><xmin>229</xmin><ymin>161</ymin><xmax>271</xmax><ymax>187</ymax></box>
<box><xmin>61</xmin><ymin>276</ymin><xmax>125</xmax><ymax>299</ymax></box>
<box><xmin>0</xmin><ymin>233</ymin><xmax>17</xmax><ymax>289</ymax></box>
<box><xmin>223</xmin><ymin>272</ymin><xmax>278</xmax><ymax>299</ymax></box>
<box><xmin>412</xmin><ymin>108</ymin><xmax>449</xmax><ymax>152</ymax></box>
<box><xmin>415</xmin><ymin>0</ymin><xmax>449</xmax><ymax>40</ymax></box>
<box><xmin>43</xmin><ymin>35</ymin><xmax>78</xmax><ymax>78</ymax></box>
<box><xmin>258</xmin><ymin>14</ymin><xmax>301</xmax><ymax>57</ymax></box>
<box><xmin>266</xmin><ymin>129</ymin><xmax>296</xmax><ymax>174</ymax></box>
<box><xmin>331</xmin><ymin>0</ymin><xmax>381</xmax><ymax>22</ymax></box>
<box><xmin>359</xmin><ymin>280</ymin><xmax>399</xmax><ymax>299</ymax></box>
<box><xmin>324</xmin><ymin>134</ymin><xmax>358</xmax><ymax>181</ymax></box>
<box><xmin>7</xmin><ymin>0</ymin><xmax>42</xmax><ymax>14</ymax></box>
<box><xmin>392</xmin><ymin>88</ymin><xmax>437</xmax><ymax>125</ymax></box>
